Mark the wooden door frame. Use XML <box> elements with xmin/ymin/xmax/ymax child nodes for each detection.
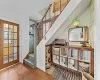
<box><xmin>0</xmin><ymin>19</ymin><xmax>20</xmax><ymax>69</ymax></box>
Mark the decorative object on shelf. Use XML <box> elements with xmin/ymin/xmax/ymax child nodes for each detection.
<box><xmin>80</xmin><ymin>42</ymin><xmax>87</xmax><ymax>47</ymax></box>
<box><xmin>68</xmin><ymin>26</ymin><xmax>89</xmax><ymax>42</ymax></box>
<box><xmin>45</xmin><ymin>45</ymin><xmax>52</xmax><ymax>69</ymax></box>
<box><xmin>80</xmin><ymin>42</ymin><xmax>92</xmax><ymax>48</ymax></box>
<box><xmin>65</xmin><ymin>42</ymin><xmax>69</xmax><ymax>46</ymax></box>
<box><xmin>53</xmin><ymin>39</ymin><xmax>66</xmax><ymax>46</ymax></box>
<box><xmin>73</xmin><ymin>19</ymin><xmax>80</xmax><ymax>26</ymax></box>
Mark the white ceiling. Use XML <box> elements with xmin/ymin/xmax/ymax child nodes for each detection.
<box><xmin>0</xmin><ymin>0</ymin><xmax>54</xmax><ymax>21</ymax></box>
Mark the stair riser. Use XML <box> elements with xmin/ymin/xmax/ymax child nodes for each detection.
<box><xmin>28</xmin><ymin>56</ymin><xmax>34</xmax><ymax>63</ymax></box>
<box><xmin>24</xmin><ymin>60</ymin><xmax>34</xmax><ymax>68</ymax></box>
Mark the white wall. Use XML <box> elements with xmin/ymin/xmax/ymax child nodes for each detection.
<box><xmin>95</xmin><ymin>0</ymin><xmax>100</xmax><ymax>79</ymax></box>
<box><xmin>0</xmin><ymin>0</ymin><xmax>53</xmax><ymax>62</ymax></box>
<box><xmin>36</xmin><ymin>0</ymin><xmax>91</xmax><ymax>71</ymax></box>
<box><xmin>37</xmin><ymin>39</ymin><xmax>46</xmax><ymax>71</ymax></box>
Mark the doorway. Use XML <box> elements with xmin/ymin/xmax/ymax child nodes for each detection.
<box><xmin>0</xmin><ymin>20</ymin><xmax>19</xmax><ymax>69</ymax></box>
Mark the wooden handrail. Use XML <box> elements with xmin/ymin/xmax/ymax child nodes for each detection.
<box><xmin>37</xmin><ymin>4</ymin><xmax>52</xmax><ymax>28</ymax></box>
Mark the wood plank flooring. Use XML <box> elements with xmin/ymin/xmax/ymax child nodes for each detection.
<box><xmin>0</xmin><ymin>63</ymin><xmax>55</xmax><ymax>80</ymax></box>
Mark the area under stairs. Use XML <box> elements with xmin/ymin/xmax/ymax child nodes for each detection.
<box><xmin>24</xmin><ymin>52</ymin><xmax>35</xmax><ymax>68</ymax></box>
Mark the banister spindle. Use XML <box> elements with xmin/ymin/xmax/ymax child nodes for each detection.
<box><xmin>60</xmin><ymin>0</ymin><xmax>61</xmax><ymax>13</ymax></box>
<box><xmin>54</xmin><ymin>2</ymin><xmax>55</xmax><ymax>17</ymax></box>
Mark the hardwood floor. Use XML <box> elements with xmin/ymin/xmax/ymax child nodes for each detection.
<box><xmin>0</xmin><ymin>63</ymin><xmax>55</xmax><ymax>80</ymax></box>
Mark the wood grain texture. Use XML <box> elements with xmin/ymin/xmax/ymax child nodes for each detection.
<box><xmin>0</xmin><ymin>63</ymin><xmax>55</xmax><ymax>80</ymax></box>
<box><xmin>0</xmin><ymin>19</ymin><xmax>19</xmax><ymax>70</ymax></box>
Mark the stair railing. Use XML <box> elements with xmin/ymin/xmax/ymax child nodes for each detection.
<box><xmin>37</xmin><ymin>0</ymin><xmax>70</xmax><ymax>43</ymax></box>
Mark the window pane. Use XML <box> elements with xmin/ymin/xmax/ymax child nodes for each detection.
<box><xmin>4</xmin><ymin>32</ymin><xmax>9</xmax><ymax>39</ymax></box>
<box><xmin>3</xmin><ymin>48</ymin><xmax>8</xmax><ymax>56</ymax></box>
<box><xmin>4</xmin><ymin>40</ymin><xmax>8</xmax><ymax>47</ymax></box>
<box><xmin>9</xmin><ymin>40</ymin><xmax>13</xmax><ymax>47</ymax></box>
<box><xmin>14</xmin><ymin>40</ymin><xmax>17</xmax><ymax>46</ymax></box>
<box><xmin>9</xmin><ymin>25</ymin><xmax>13</xmax><ymax>32</ymax></box>
<box><xmin>9</xmin><ymin>47</ymin><xmax>13</xmax><ymax>62</ymax></box>
<box><xmin>4</xmin><ymin>23</ymin><xmax>8</xmax><ymax>31</ymax></box>
<box><xmin>9</xmin><ymin>54</ymin><xmax>13</xmax><ymax>62</ymax></box>
<box><xmin>14</xmin><ymin>54</ymin><xmax>17</xmax><ymax>60</ymax></box>
<box><xmin>9</xmin><ymin>47</ymin><xmax>13</xmax><ymax>55</ymax></box>
<box><xmin>9</xmin><ymin>32</ymin><xmax>13</xmax><ymax>39</ymax></box>
<box><xmin>14</xmin><ymin>47</ymin><xmax>17</xmax><ymax>53</ymax></box>
<box><xmin>3</xmin><ymin>56</ymin><xmax>8</xmax><ymax>64</ymax></box>
<box><xmin>14</xmin><ymin>33</ymin><xmax>17</xmax><ymax>39</ymax></box>
<box><xmin>14</xmin><ymin>26</ymin><xmax>17</xmax><ymax>32</ymax></box>
<box><xmin>3</xmin><ymin>48</ymin><xmax>8</xmax><ymax>64</ymax></box>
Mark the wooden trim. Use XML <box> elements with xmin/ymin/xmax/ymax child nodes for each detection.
<box><xmin>90</xmin><ymin>50</ymin><xmax>94</xmax><ymax>77</ymax></box>
<box><xmin>68</xmin><ymin>26</ymin><xmax>89</xmax><ymax>42</ymax></box>
<box><xmin>0</xmin><ymin>19</ymin><xmax>20</xmax><ymax>70</ymax></box>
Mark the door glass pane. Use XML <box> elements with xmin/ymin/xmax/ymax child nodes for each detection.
<box><xmin>14</xmin><ymin>26</ymin><xmax>17</xmax><ymax>32</ymax></box>
<box><xmin>3</xmin><ymin>48</ymin><xmax>8</xmax><ymax>56</ymax></box>
<box><xmin>14</xmin><ymin>40</ymin><xmax>17</xmax><ymax>46</ymax></box>
<box><xmin>14</xmin><ymin>47</ymin><xmax>17</xmax><ymax>54</ymax></box>
<box><xmin>4</xmin><ymin>23</ymin><xmax>8</xmax><ymax>31</ymax></box>
<box><xmin>9</xmin><ymin>47</ymin><xmax>13</xmax><ymax>62</ymax></box>
<box><xmin>4</xmin><ymin>31</ymin><xmax>9</xmax><ymax>39</ymax></box>
<box><xmin>14</xmin><ymin>54</ymin><xmax>17</xmax><ymax>60</ymax></box>
<box><xmin>14</xmin><ymin>33</ymin><xmax>17</xmax><ymax>39</ymax></box>
<box><xmin>9</xmin><ymin>32</ymin><xmax>13</xmax><ymax>40</ymax></box>
<box><xmin>3</xmin><ymin>48</ymin><xmax>8</xmax><ymax>64</ymax></box>
<box><xmin>4</xmin><ymin>40</ymin><xmax>8</xmax><ymax>47</ymax></box>
<box><xmin>9</xmin><ymin>54</ymin><xmax>13</xmax><ymax>62</ymax></box>
<box><xmin>9</xmin><ymin>40</ymin><xmax>13</xmax><ymax>47</ymax></box>
<box><xmin>4</xmin><ymin>56</ymin><xmax>8</xmax><ymax>64</ymax></box>
<box><xmin>9</xmin><ymin>25</ymin><xmax>13</xmax><ymax>32</ymax></box>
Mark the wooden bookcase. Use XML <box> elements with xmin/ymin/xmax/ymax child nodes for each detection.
<box><xmin>52</xmin><ymin>45</ymin><xmax>94</xmax><ymax>77</ymax></box>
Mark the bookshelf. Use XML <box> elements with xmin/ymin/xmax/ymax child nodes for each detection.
<box><xmin>52</xmin><ymin>45</ymin><xmax>94</xmax><ymax>77</ymax></box>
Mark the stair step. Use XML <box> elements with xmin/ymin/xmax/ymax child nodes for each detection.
<box><xmin>28</xmin><ymin>54</ymin><xmax>34</xmax><ymax>58</ymax></box>
<box><xmin>24</xmin><ymin>59</ymin><xmax>34</xmax><ymax>68</ymax></box>
<box><xmin>28</xmin><ymin>54</ymin><xmax>34</xmax><ymax>63</ymax></box>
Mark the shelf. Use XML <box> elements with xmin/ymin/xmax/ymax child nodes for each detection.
<box><xmin>68</xmin><ymin>57</ymin><xmax>78</xmax><ymax>60</ymax></box>
<box><xmin>60</xmin><ymin>55</ymin><xmax>67</xmax><ymax>58</ymax></box>
<box><xmin>78</xmin><ymin>60</ymin><xmax>90</xmax><ymax>64</ymax></box>
<box><xmin>53</xmin><ymin>54</ymin><xmax>59</xmax><ymax>56</ymax></box>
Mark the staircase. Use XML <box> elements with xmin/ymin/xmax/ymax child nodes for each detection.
<box><xmin>23</xmin><ymin>51</ymin><xmax>35</xmax><ymax>68</ymax></box>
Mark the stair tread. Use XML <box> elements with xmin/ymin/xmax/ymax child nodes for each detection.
<box><xmin>24</xmin><ymin>59</ymin><xmax>34</xmax><ymax>65</ymax></box>
<box><xmin>28</xmin><ymin>54</ymin><xmax>34</xmax><ymax>57</ymax></box>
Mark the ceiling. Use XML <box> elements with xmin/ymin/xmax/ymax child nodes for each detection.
<box><xmin>0</xmin><ymin>0</ymin><xmax>54</xmax><ymax>21</ymax></box>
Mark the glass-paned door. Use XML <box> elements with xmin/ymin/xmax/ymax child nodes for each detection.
<box><xmin>0</xmin><ymin>20</ymin><xmax>19</xmax><ymax>69</ymax></box>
